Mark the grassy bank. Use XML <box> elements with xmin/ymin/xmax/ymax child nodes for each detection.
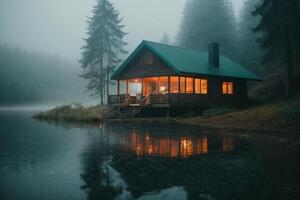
<box><xmin>33</xmin><ymin>103</ymin><xmax>107</xmax><ymax>123</ymax></box>
<box><xmin>177</xmin><ymin>94</ymin><xmax>300</xmax><ymax>133</ymax></box>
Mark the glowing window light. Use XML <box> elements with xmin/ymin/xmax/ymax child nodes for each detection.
<box><xmin>222</xmin><ymin>81</ymin><xmax>233</xmax><ymax>95</ymax></box>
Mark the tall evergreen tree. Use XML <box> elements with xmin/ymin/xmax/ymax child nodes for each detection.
<box><xmin>177</xmin><ymin>0</ymin><xmax>238</xmax><ymax>60</ymax></box>
<box><xmin>238</xmin><ymin>0</ymin><xmax>263</xmax><ymax>74</ymax></box>
<box><xmin>253</xmin><ymin>0</ymin><xmax>300</xmax><ymax>98</ymax></box>
<box><xmin>80</xmin><ymin>0</ymin><xmax>127</xmax><ymax>105</ymax></box>
<box><xmin>160</xmin><ymin>33</ymin><xmax>172</xmax><ymax>45</ymax></box>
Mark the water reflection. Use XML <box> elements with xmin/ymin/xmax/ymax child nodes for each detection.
<box><xmin>101</xmin><ymin>124</ymin><xmax>235</xmax><ymax>157</ymax></box>
<box><xmin>80</xmin><ymin>123</ymin><xmax>243</xmax><ymax>200</ymax></box>
<box><xmin>1</xmin><ymin>112</ymin><xmax>300</xmax><ymax>200</ymax></box>
<box><xmin>125</xmin><ymin>133</ymin><xmax>209</xmax><ymax>157</ymax></box>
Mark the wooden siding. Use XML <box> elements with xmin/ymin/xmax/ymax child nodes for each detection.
<box><xmin>208</xmin><ymin>77</ymin><xmax>247</xmax><ymax>105</ymax></box>
<box><xmin>116</xmin><ymin>47</ymin><xmax>176</xmax><ymax>80</ymax></box>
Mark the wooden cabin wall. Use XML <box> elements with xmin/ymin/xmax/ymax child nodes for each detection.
<box><xmin>117</xmin><ymin>48</ymin><xmax>176</xmax><ymax>80</ymax></box>
<box><xmin>208</xmin><ymin>77</ymin><xmax>247</xmax><ymax>105</ymax></box>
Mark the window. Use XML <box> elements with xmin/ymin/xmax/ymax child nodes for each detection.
<box><xmin>119</xmin><ymin>80</ymin><xmax>128</xmax><ymax>94</ymax></box>
<box><xmin>143</xmin><ymin>77</ymin><xmax>158</xmax><ymax>96</ymax></box>
<box><xmin>186</xmin><ymin>77</ymin><xmax>194</xmax><ymax>93</ymax></box>
<box><xmin>201</xmin><ymin>79</ymin><xmax>208</xmax><ymax>94</ymax></box>
<box><xmin>144</xmin><ymin>52</ymin><xmax>154</xmax><ymax>64</ymax></box>
<box><xmin>195</xmin><ymin>78</ymin><xmax>208</xmax><ymax>94</ymax></box>
<box><xmin>195</xmin><ymin>79</ymin><xmax>201</xmax><ymax>94</ymax></box>
<box><xmin>159</xmin><ymin>77</ymin><xmax>168</xmax><ymax>94</ymax></box>
<box><xmin>170</xmin><ymin>76</ymin><xmax>179</xmax><ymax>93</ymax></box>
<box><xmin>128</xmin><ymin>79</ymin><xmax>142</xmax><ymax>96</ymax></box>
<box><xmin>180</xmin><ymin>77</ymin><xmax>186</xmax><ymax>93</ymax></box>
<box><xmin>222</xmin><ymin>81</ymin><xmax>233</xmax><ymax>95</ymax></box>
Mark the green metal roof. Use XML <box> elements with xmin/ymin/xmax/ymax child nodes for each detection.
<box><xmin>111</xmin><ymin>40</ymin><xmax>261</xmax><ymax>81</ymax></box>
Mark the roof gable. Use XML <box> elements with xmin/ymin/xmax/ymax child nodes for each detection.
<box><xmin>111</xmin><ymin>40</ymin><xmax>261</xmax><ymax>81</ymax></box>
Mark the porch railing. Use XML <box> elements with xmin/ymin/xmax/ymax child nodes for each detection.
<box><xmin>108</xmin><ymin>94</ymin><xmax>129</xmax><ymax>105</ymax></box>
<box><xmin>108</xmin><ymin>93</ymin><xmax>209</xmax><ymax>106</ymax></box>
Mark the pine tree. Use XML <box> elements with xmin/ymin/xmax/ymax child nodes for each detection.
<box><xmin>80</xmin><ymin>0</ymin><xmax>127</xmax><ymax>105</ymax></box>
<box><xmin>253</xmin><ymin>0</ymin><xmax>300</xmax><ymax>98</ymax></box>
<box><xmin>238</xmin><ymin>0</ymin><xmax>263</xmax><ymax>74</ymax></box>
<box><xmin>160</xmin><ymin>33</ymin><xmax>172</xmax><ymax>45</ymax></box>
<box><xmin>177</xmin><ymin>0</ymin><xmax>238</xmax><ymax>60</ymax></box>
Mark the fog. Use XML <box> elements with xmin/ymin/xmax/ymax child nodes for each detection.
<box><xmin>0</xmin><ymin>0</ymin><xmax>246</xmax><ymax>106</ymax></box>
<box><xmin>0</xmin><ymin>0</ymin><xmax>244</xmax><ymax>63</ymax></box>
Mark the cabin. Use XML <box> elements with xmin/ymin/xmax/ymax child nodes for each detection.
<box><xmin>108</xmin><ymin>40</ymin><xmax>261</xmax><ymax>116</ymax></box>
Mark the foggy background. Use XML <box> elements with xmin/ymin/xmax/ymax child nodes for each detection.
<box><xmin>0</xmin><ymin>0</ymin><xmax>246</xmax><ymax>106</ymax></box>
<box><xmin>0</xmin><ymin>0</ymin><xmax>245</xmax><ymax>63</ymax></box>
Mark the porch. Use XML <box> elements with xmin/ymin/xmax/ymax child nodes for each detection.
<box><xmin>108</xmin><ymin>93</ymin><xmax>209</xmax><ymax>108</ymax></box>
<box><xmin>108</xmin><ymin>76</ymin><xmax>209</xmax><ymax>107</ymax></box>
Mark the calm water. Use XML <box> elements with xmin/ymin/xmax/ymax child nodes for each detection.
<box><xmin>0</xmin><ymin>110</ymin><xmax>300</xmax><ymax>200</ymax></box>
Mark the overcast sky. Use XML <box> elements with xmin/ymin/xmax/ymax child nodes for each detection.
<box><xmin>0</xmin><ymin>0</ymin><xmax>245</xmax><ymax>63</ymax></box>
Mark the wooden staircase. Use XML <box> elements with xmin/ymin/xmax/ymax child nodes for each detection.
<box><xmin>104</xmin><ymin>95</ymin><xmax>152</xmax><ymax>119</ymax></box>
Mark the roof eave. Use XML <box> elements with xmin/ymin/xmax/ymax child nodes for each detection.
<box><xmin>178</xmin><ymin>71</ymin><xmax>263</xmax><ymax>81</ymax></box>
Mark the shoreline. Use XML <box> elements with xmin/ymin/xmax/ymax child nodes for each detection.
<box><xmin>104</xmin><ymin>117</ymin><xmax>300</xmax><ymax>136</ymax></box>
<box><xmin>32</xmin><ymin>95</ymin><xmax>300</xmax><ymax>136</ymax></box>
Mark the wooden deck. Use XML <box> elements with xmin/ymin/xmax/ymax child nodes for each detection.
<box><xmin>108</xmin><ymin>93</ymin><xmax>210</xmax><ymax>108</ymax></box>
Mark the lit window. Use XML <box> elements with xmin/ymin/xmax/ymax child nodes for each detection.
<box><xmin>186</xmin><ymin>77</ymin><xmax>194</xmax><ymax>93</ymax></box>
<box><xmin>159</xmin><ymin>77</ymin><xmax>168</xmax><ymax>94</ymax></box>
<box><xmin>222</xmin><ymin>81</ymin><xmax>233</xmax><ymax>95</ymax></box>
<box><xmin>195</xmin><ymin>78</ymin><xmax>208</xmax><ymax>94</ymax></box>
<box><xmin>201</xmin><ymin>79</ymin><xmax>207</xmax><ymax>94</ymax></box>
<box><xmin>228</xmin><ymin>82</ymin><xmax>233</xmax><ymax>94</ymax></box>
<box><xmin>170</xmin><ymin>76</ymin><xmax>179</xmax><ymax>93</ymax></box>
<box><xmin>180</xmin><ymin>77</ymin><xmax>186</xmax><ymax>93</ymax></box>
<box><xmin>143</xmin><ymin>77</ymin><xmax>158</xmax><ymax>96</ymax></box>
<box><xmin>195</xmin><ymin>79</ymin><xmax>201</xmax><ymax>94</ymax></box>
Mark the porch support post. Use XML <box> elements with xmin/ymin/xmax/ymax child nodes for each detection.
<box><xmin>117</xmin><ymin>80</ymin><xmax>120</xmax><ymax>95</ymax></box>
<box><xmin>157</xmin><ymin>77</ymin><xmax>159</xmax><ymax>94</ymax></box>
<box><xmin>168</xmin><ymin>76</ymin><xmax>170</xmax><ymax>94</ymax></box>
<box><xmin>168</xmin><ymin>76</ymin><xmax>170</xmax><ymax>103</ymax></box>
<box><xmin>178</xmin><ymin>76</ymin><xmax>180</xmax><ymax>102</ymax></box>
<box><xmin>193</xmin><ymin>78</ymin><xmax>195</xmax><ymax>94</ymax></box>
<box><xmin>141</xmin><ymin>78</ymin><xmax>144</xmax><ymax>97</ymax></box>
<box><xmin>126</xmin><ymin>80</ymin><xmax>129</xmax><ymax>95</ymax></box>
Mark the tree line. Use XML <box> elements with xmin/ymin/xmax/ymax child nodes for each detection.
<box><xmin>0</xmin><ymin>44</ymin><xmax>86</xmax><ymax>105</ymax></box>
<box><xmin>177</xmin><ymin>0</ymin><xmax>300</xmax><ymax>98</ymax></box>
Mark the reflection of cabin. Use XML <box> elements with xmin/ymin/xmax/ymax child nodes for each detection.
<box><xmin>106</xmin><ymin>130</ymin><xmax>234</xmax><ymax>157</ymax></box>
<box><xmin>108</xmin><ymin>41</ymin><xmax>261</xmax><ymax>115</ymax></box>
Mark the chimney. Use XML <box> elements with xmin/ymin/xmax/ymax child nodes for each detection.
<box><xmin>208</xmin><ymin>42</ymin><xmax>219</xmax><ymax>67</ymax></box>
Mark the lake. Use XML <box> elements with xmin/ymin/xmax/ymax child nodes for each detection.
<box><xmin>0</xmin><ymin>110</ymin><xmax>299</xmax><ymax>200</ymax></box>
